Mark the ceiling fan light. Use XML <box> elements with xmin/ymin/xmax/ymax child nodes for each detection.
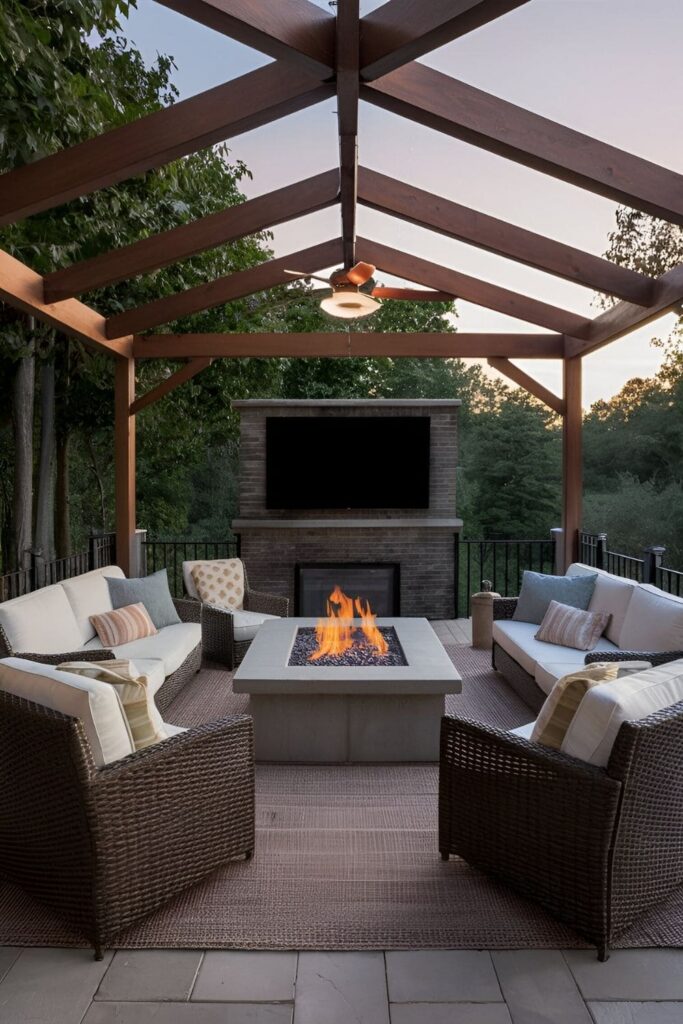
<box><xmin>320</xmin><ymin>289</ymin><xmax>380</xmax><ymax>320</ymax></box>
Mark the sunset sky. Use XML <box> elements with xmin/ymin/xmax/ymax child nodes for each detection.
<box><xmin>118</xmin><ymin>0</ymin><xmax>683</xmax><ymax>407</ymax></box>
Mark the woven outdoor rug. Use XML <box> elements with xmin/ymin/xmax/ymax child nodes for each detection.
<box><xmin>1</xmin><ymin>644</ymin><xmax>682</xmax><ymax>950</ymax></box>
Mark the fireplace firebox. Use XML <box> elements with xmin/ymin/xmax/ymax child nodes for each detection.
<box><xmin>296</xmin><ymin>563</ymin><xmax>400</xmax><ymax>617</ymax></box>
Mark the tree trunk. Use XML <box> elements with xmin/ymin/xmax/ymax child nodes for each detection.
<box><xmin>56</xmin><ymin>431</ymin><xmax>71</xmax><ymax>558</ymax></box>
<box><xmin>11</xmin><ymin>344</ymin><xmax>35</xmax><ymax>572</ymax></box>
<box><xmin>35</xmin><ymin>359</ymin><xmax>56</xmax><ymax>563</ymax></box>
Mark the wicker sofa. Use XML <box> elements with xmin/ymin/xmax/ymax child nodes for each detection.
<box><xmin>492</xmin><ymin>562</ymin><xmax>683</xmax><ymax>711</ymax></box>
<box><xmin>0</xmin><ymin>565</ymin><xmax>202</xmax><ymax>713</ymax></box>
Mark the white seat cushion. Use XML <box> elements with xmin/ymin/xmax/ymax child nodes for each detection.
<box><xmin>619</xmin><ymin>585</ymin><xmax>683</xmax><ymax>652</ymax></box>
<box><xmin>534</xmin><ymin>661</ymin><xmax>589</xmax><ymax>696</ymax></box>
<box><xmin>566</xmin><ymin>562</ymin><xmax>638</xmax><ymax>646</ymax></box>
<box><xmin>562</xmin><ymin>659</ymin><xmax>683</xmax><ymax>767</ymax></box>
<box><xmin>163</xmin><ymin>722</ymin><xmax>187</xmax><ymax>738</ymax></box>
<box><xmin>0</xmin><ymin>657</ymin><xmax>134</xmax><ymax>766</ymax></box>
<box><xmin>84</xmin><ymin>622</ymin><xmax>201</xmax><ymax>676</ymax></box>
<box><xmin>493</xmin><ymin>619</ymin><xmax>617</xmax><ymax>678</ymax></box>
<box><xmin>61</xmin><ymin>565</ymin><xmax>125</xmax><ymax>645</ymax></box>
<box><xmin>232</xmin><ymin>608</ymin><xmax>279</xmax><ymax>642</ymax></box>
<box><xmin>509</xmin><ymin>721</ymin><xmax>535</xmax><ymax>739</ymax></box>
<box><xmin>0</xmin><ymin>584</ymin><xmax>83</xmax><ymax>655</ymax></box>
<box><xmin>128</xmin><ymin>658</ymin><xmax>165</xmax><ymax>696</ymax></box>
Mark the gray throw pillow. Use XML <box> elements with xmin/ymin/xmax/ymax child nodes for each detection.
<box><xmin>513</xmin><ymin>570</ymin><xmax>598</xmax><ymax>625</ymax></box>
<box><xmin>106</xmin><ymin>569</ymin><xmax>181</xmax><ymax>630</ymax></box>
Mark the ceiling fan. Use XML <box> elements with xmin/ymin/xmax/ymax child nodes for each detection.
<box><xmin>283</xmin><ymin>262</ymin><xmax>454</xmax><ymax>320</ymax></box>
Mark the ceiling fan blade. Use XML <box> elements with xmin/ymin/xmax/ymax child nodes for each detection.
<box><xmin>346</xmin><ymin>261</ymin><xmax>375</xmax><ymax>285</ymax></box>
<box><xmin>284</xmin><ymin>269</ymin><xmax>331</xmax><ymax>285</ymax></box>
<box><xmin>371</xmin><ymin>287</ymin><xmax>455</xmax><ymax>301</ymax></box>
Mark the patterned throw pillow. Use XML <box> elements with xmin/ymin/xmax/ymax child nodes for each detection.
<box><xmin>58</xmin><ymin>659</ymin><xmax>166</xmax><ymax>751</ymax></box>
<box><xmin>530</xmin><ymin>663</ymin><xmax>620</xmax><ymax>749</ymax></box>
<box><xmin>89</xmin><ymin>602</ymin><xmax>158</xmax><ymax>647</ymax></box>
<box><xmin>535</xmin><ymin>600</ymin><xmax>610</xmax><ymax>651</ymax></box>
<box><xmin>190</xmin><ymin>559</ymin><xmax>245</xmax><ymax>610</ymax></box>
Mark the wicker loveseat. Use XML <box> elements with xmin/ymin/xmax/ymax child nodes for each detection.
<box><xmin>0</xmin><ymin>565</ymin><xmax>202</xmax><ymax>713</ymax></box>
<box><xmin>0</xmin><ymin>655</ymin><xmax>255</xmax><ymax>958</ymax></box>
<box><xmin>439</xmin><ymin>673</ymin><xmax>683</xmax><ymax>959</ymax></box>
<box><xmin>492</xmin><ymin>562</ymin><xmax>683</xmax><ymax>711</ymax></box>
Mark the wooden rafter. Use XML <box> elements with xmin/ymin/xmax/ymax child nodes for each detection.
<box><xmin>356</xmin><ymin>237</ymin><xmax>589</xmax><ymax>335</ymax></box>
<box><xmin>43</xmin><ymin>170</ymin><xmax>340</xmax><ymax>302</ymax></box>
<box><xmin>487</xmin><ymin>357</ymin><xmax>565</xmax><ymax>414</ymax></box>
<box><xmin>360</xmin><ymin>0</ymin><xmax>531</xmax><ymax>80</ymax></box>
<box><xmin>363</xmin><ymin>64</ymin><xmax>683</xmax><ymax>226</ymax></box>
<box><xmin>134</xmin><ymin>331</ymin><xmax>564</xmax><ymax>359</ymax></box>
<box><xmin>154</xmin><ymin>0</ymin><xmax>336</xmax><ymax>77</ymax></box>
<box><xmin>337</xmin><ymin>0</ymin><xmax>360</xmax><ymax>269</ymax></box>
<box><xmin>357</xmin><ymin>167</ymin><xmax>654</xmax><ymax>305</ymax></box>
<box><xmin>0</xmin><ymin>249</ymin><xmax>132</xmax><ymax>356</ymax></box>
<box><xmin>0</xmin><ymin>63</ymin><xmax>333</xmax><ymax>226</ymax></box>
<box><xmin>106</xmin><ymin>238</ymin><xmax>344</xmax><ymax>338</ymax></box>
<box><xmin>565</xmin><ymin>263</ymin><xmax>683</xmax><ymax>357</ymax></box>
<box><xmin>131</xmin><ymin>358</ymin><xmax>213</xmax><ymax>414</ymax></box>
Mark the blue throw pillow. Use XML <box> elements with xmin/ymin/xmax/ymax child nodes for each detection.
<box><xmin>106</xmin><ymin>569</ymin><xmax>181</xmax><ymax>630</ymax></box>
<box><xmin>513</xmin><ymin>570</ymin><xmax>598</xmax><ymax>625</ymax></box>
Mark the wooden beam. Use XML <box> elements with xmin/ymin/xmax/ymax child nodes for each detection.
<box><xmin>372</xmin><ymin>287</ymin><xmax>454</xmax><ymax>301</ymax></box>
<box><xmin>356</xmin><ymin>237</ymin><xmax>590</xmax><ymax>335</ymax></box>
<box><xmin>363</xmin><ymin>64</ymin><xmax>683</xmax><ymax>225</ymax></box>
<box><xmin>130</xmin><ymin>358</ymin><xmax>213</xmax><ymax>415</ymax></box>
<box><xmin>357</xmin><ymin>167</ymin><xmax>654</xmax><ymax>305</ymax></box>
<box><xmin>0</xmin><ymin>249</ymin><xmax>132</xmax><ymax>357</ymax></box>
<box><xmin>114</xmin><ymin>358</ymin><xmax>136</xmax><ymax>576</ymax></box>
<box><xmin>154</xmin><ymin>0</ymin><xmax>336</xmax><ymax>77</ymax></box>
<box><xmin>43</xmin><ymin>170</ymin><xmax>340</xmax><ymax>302</ymax></box>
<box><xmin>337</xmin><ymin>0</ymin><xmax>360</xmax><ymax>269</ymax></box>
<box><xmin>487</xmin><ymin>357</ymin><xmax>565</xmax><ymax>415</ymax></box>
<box><xmin>360</xmin><ymin>0</ymin><xmax>531</xmax><ymax>80</ymax></box>
<box><xmin>562</xmin><ymin>356</ymin><xmax>582</xmax><ymax>570</ymax></box>
<box><xmin>106</xmin><ymin>238</ymin><xmax>343</xmax><ymax>338</ymax></box>
<box><xmin>565</xmin><ymin>262</ymin><xmax>683</xmax><ymax>357</ymax></box>
<box><xmin>134</xmin><ymin>331</ymin><xmax>564</xmax><ymax>359</ymax></box>
<box><xmin>0</xmin><ymin>63</ymin><xmax>333</xmax><ymax>225</ymax></box>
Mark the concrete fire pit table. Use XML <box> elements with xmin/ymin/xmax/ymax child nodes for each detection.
<box><xmin>232</xmin><ymin>617</ymin><xmax>462</xmax><ymax>762</ymax></box>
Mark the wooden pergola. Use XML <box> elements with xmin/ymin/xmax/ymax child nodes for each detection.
<box><xmin>2</xmin><ymin>0</ymin><xmax>683</xmax><ymax>577</ymax></box>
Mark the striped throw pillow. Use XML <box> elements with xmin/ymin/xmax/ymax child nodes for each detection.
<box><xmin>89</xmin><ymin>602</ymin><xmax>158</xmax><ymax>647</ymax></box>
<box><xmin>535</xmin><ymin>599</ymin><xmax>610</xmax><ymax>651</ymax></box>
<box><xmin>531</xmin><ymin>663</ymin><xmax>620</xmax><ymax>749</ymax></box>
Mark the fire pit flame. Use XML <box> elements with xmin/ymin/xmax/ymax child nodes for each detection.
<box><xmin>310</xmin><ymin>585</ymin><xmax>389</xmax><ymax>662</ymax></box>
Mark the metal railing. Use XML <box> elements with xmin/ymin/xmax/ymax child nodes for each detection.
<box><xmin>455</xmin><ymin>536</ymin><xmax>556</xmax><ymax>617</ymax></box>
<box><xmin>579</xmin><ymin>531</ymin><xmax>683</xmax><ymax>593</ymax></box>
<box><xmin>658</xmin><ymin>565</ymin><xmax>683</xmax><ymax>597</ymax></box>
<box><xmin>0</xmin><ymin>532</ymin><xmax>117</xmax><ymax>603</ymax></box>
<box><xmin>143</xmin><ymin>538</ymin><xmax>240</xmax><ymax>598</ymax></box>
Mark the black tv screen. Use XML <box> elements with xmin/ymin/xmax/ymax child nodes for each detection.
<box><xmin>266</xmin><ymin>416</ymin><xmax>430</xmax><ymax>510</ymax></box>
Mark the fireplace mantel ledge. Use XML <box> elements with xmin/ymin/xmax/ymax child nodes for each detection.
<box><xmin>232</xmin><ymin>518</ymin><xmax>463</xmax><ymax>529</ymax></box>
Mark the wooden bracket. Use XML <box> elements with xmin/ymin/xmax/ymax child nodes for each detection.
<box><xmin>487</xmin><ymin>357</ymin><xmax>565</xmax><ymax>414</ymax></box>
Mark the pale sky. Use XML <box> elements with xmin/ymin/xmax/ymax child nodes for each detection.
<box><xmin>118</xmin><ymin>0</ymin><xmax>683</xmax><ymax>407</ymax></box>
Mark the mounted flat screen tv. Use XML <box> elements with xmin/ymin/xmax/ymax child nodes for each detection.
<box><xmin>266</xmin><ymin>416</ymin><xmax>430</xmax><ymax>510</ymax></box>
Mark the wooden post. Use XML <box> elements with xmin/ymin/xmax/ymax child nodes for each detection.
<box><xmin>562</xmin><ymin>356</ymin><xmax>582</xmax><ymax>570</ymax></box>
<box><xmin>115</xmin><ymin>356</ymin><xmax>136</xmax><ymax>576</ymax></box>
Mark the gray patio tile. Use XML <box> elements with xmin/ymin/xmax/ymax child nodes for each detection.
<box><xmin>386</xmin><ymin>951</ymin><xmax>501</xmax><ymax>1003</ymax></box>
<box><xmin>563</xmin><ymin>949</ymin><xmax>683</xmax><ymax>1000</ymax></box>
<box><xmin>192</xmin><ymin>951</ymin><xmax>297</xmax><ymax>1002</ymax></box>
<box><xmin>0</xmin><ymin>946</ymin><xmax>21</xmax><ymax>983</ymax></box>
<box><xmin>84</xmin><ymin>1003</ymin><xmax>293</xmax><ymax>1023</ymax></box>
<box><xmin>95</xmin><ymin>950</ymin><xmax>203</xmax><ymax>1001</ymax></box>
<box><xmin>588</xmin><ymin>1002</ymin><xmax>683</xmax><ymax>1023</ymax></box>
<box><xmin>294</xmin><ymin>951</ymin><xmax>389</xmax><ymax>1024</ymax></box>
<box><xmin>390</xmin><ymin>1004</ymin><xmax>512</xmax><ymax>1024</ymax></box>
<box><xmin>491</xmin><ymin>950</ymin><xmax>592</xmax><ymax>1023</ymax></box>
<box><xmin>0</xmin><ymin>947</ymin><xmax>112</xmax><ymax>1023</ymax></box>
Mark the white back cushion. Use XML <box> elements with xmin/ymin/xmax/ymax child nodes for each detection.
<box><xmin>0</xmin><ymin>657</ymin><xmax>134</xmax><ymax>766</ymax></box>
<box><xmin>61</xmin><ymin>565</ymin><xmax>125</xmax><ymax>645</ymax></box>
<box><xmin>619</xmin><ymin>585</ymin><xmax>683</xmax><ymax>652</ymax></box>
<box><xmin>566</xmin><ymin>562</ymin><xmax>638</xmax><ymax>645</ymax></box>
<box><xmin>561</xmin><ymin>659</ymin><xmax>683</xmax><ymax>767</ymax></box>
<box><xmin>0</xmin><ymin>584</ymin><xmax>82</xmax><ymax>654</ymax></box>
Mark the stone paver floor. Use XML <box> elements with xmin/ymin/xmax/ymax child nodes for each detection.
<box><xmin>1</xmin><ymin>947</ymin><xmax>683</xmax><ymax>1024</ymax></box>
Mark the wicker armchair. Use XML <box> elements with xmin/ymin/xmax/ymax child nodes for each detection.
<box><xmin>188</xmin><ymin>563</ymin><xmax>289</xmax><ymax>669</ymax></box>
<box><xmin>0</xmin><ymin>679</ymin><xmax>254</xmax><ymax>959</ymax></box>
<box><xmin>439</xmin><ymin>700</ymin><xmax>683</xmax><ymax>960</ymax></box>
